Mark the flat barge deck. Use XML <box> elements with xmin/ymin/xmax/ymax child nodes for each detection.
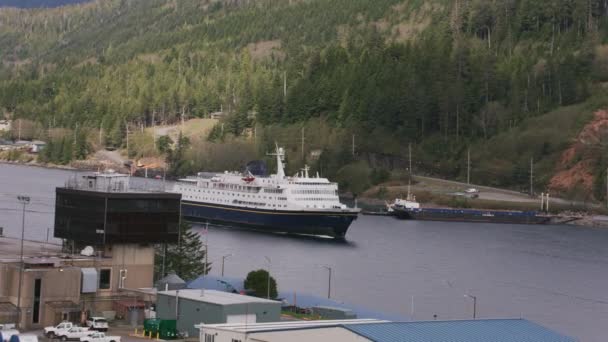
<box><xmin>393</xmin><ymin>207</ymin><xmax>551</xmax><ymax>224</ymax></box>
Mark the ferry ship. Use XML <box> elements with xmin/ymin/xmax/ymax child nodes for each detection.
<box><xmin>171</xmin><ymin>145</ymin><xmax>360</xmax><ymax>238</ymax></box>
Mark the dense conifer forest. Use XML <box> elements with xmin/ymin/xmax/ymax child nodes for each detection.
<box><xmin>2</xmin><ymin>0</ymin><xmax>608</xmax><ymax>199</ymax></box>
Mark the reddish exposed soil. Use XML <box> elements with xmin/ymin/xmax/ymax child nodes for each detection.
<box><xmin>549</xmin><ymin>110</ymin><xmax>608</xmax><ymax>198</ymax></box>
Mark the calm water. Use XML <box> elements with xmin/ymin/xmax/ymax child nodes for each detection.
<box><xmin>1</xmin><ymin>163</ymin><xmax>607</xmax><ymax>341</ymax></box>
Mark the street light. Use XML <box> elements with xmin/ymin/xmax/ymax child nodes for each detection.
<box><xmin>321</xmin><ymin>266</ymin><xmax>332</xmax><ymax>299</ymax></box>
<box><xmin>464</xmin><ymin>294</ymin><xmax>477</xmax><ymax>319</ymax></box>
<box><xmin>221</xmin><ymin>253</ymin><xmax>233</xmax><ymax>277</ymax></box>
<box><xmin>16</xmin><ymin>195</ymin><xmax>30</xmax><ymax>329</ymax></box>
<box><xmin>264</xmin><ymin>256</ymin><xmax>271</xmax><ymax>299</ymax></box>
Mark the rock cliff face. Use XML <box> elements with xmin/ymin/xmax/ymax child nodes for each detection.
<box><xmin>549</xmin><ymin>110</ymin><xmax>608</xmax><ymax>199</ymax></box>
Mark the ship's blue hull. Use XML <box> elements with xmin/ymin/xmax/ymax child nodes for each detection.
<box><xmin>181</xmin><ymin>201</ymin><xmax>359</xmax><ymax>238</ymax></box>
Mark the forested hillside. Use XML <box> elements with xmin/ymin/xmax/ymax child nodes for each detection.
<box><xmin>0</xmin><ymin>0</ymin><xmax>91</xmax><ymax>8</ymax></box>
<box><xmin>1</xmin><ymin>0</ymin><xmax>608</xmax><ymax>200</ymax></box>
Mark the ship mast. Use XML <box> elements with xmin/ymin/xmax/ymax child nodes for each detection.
<box><xmin>268</xmin><ymin>143</ymin><xmax>286</xmax><ymax>179</ymax></box>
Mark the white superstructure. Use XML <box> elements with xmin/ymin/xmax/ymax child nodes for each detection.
<box><xmin>171</xmin><ymin>145</ymin><xmax>354</xmax><ymax>212</ymax></box>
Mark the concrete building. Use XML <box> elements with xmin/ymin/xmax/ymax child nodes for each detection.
<box><xmin>0</xmin><ymin>239</ymin><xmax>156</xmax><ymax>329</ymax></box>
<box><xmin>197</xmin><ymin>319</ymin><xmax>576</xmax><ymax>342</ymax></box>
<box><xmin>196</xmin><ymin>319</ymin><xmax>386</xmax><ymax>342</ymax></box>
<box><xmin>0</xmin><ymin>171</ymin><xmax>181</xmax><ymax>330</ymax></box>
<box><xmin>156</xmin><ymin>290</ymin><xmax>281</xmax><ymax>337</ymax></box>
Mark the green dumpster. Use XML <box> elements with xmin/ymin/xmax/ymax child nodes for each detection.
<box><xmin>144</xmin><ymin>319</ymin><xmax>178</xmax><ymax>340</ymax></box>
<box><xmin>159</xmin><ymin>320</ymin><xmax>178</xmax><ymax>340</ymax></box>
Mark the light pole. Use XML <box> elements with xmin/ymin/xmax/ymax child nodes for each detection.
<box><xmin>264</xmin><ymin>256</ymin><xmax>271</xmax><ymax>299</ymax></box>
<box><xmin>464</xmin><ymin>294</ymin><xmax>477</xmax><ymax>319</ymax></box>
<box><xmin>221</xmin><ymin>253</ymin><xmax>233</xmax><ymax>277</ymax></box>
<box><xmin>322</xmin><ymin>266</ymin><xmax>332</xmax><ymax>299</ymax></box>
<box><xmin>16</xmin><ymin>195</ymin><xmax>30</xmax><ymax>329</ymax></box>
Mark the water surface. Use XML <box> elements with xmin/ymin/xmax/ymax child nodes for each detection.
<box><xmin>1</xmin><ymin>163</ymin><xmax>606</xmax><ymax>341</ymax></box>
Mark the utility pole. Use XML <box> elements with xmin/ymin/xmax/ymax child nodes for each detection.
<box><xmin>301</xmin><ymin>127</ymin><xmax>305</xmax><ymax>162</ymax></box>
<box><xmin>18</xmin><ymin>119</ymin><xmax>21</xmax><ymax>141</ymax></box>
<box><xmin>322</xmin><ymin>266</ymin><xmax>332</xmax><ymax>299</ymax></box>
<box><xmin>352</xmin><ymin>134</ymin><xmax>355</xmax><ymax>157</ymax></box>
<box><xmin>467</xmin><ymin>148</ymin><xmax>471</xmax><ymax>185</ymax></box>
<box><xmin>264</xmin><ymin>256</ymin><xmax>271</xmax><ymax>299</ymax></box>
<box><xmin>221</xmin><ymin>254</ymin><xmax>233</xmax><ymax>277</ymax></box>
<box><xmin>408</xmin><ymin>143</ymin><xmax>413</xmax><ymax>176</ymax></box>
<box><xmin>125</xmin><ymin>122</ymin><xmax>129</xmax><ymax>153</ymax></box>
<box><xmin>283</xmin><ymin>71</ymin><xmax>287</xmax><ymax>100</ymax></box>
<box><xmin>205</xmin><ymin>222</ymin><xmax>209</xmax><ymax>275</ymax></box>
<box><xmin>530</xmin><ymin>157</ymin><xmax>534</xmax><ymax>196</ymax></box>
<box><xmin>464</xmin><ymin>294</ymin><xmax>477</xmax><ymax>319</ymax></box>
<box><xmin>408</xmin><ymin>143</ymin><xmax>413</xmax><ymax>198</ymax></box>
<box><xmin>99</xmin><ymin>123</ymin><xmax>103</xmax><ymax>147</ymax></box>
<box><xmin>152</xmin><ymin>110</ymin><xmax>156</xmax><ymax>149</ymax></box>
<box><xmin>16</xmin><ymin>195</ymin><xmax>30</xmax><ymax>329</ymax></box>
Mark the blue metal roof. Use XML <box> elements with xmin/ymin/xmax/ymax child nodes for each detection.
<box><xmin>343</xmin><ymin>319</ymin><xmax>576</xmax><ymax>342</ymax></box>
<box><xmin>187</xmin><ymin>275</ymin><xmax>245</xmax><ymax>293</ymax></box>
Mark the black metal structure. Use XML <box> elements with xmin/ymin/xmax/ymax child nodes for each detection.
<box><xmin>54</xmin><ymin>188</ymin><xmax>181</xmax><ymax>244</ymax></box>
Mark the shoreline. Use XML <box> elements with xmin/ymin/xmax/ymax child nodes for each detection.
<box><xmin>3</xmin><ymin>159</ymin><xmax>607</xmax><ymax>228</ymax></box>
<box><xmin>0</xmin><ymin>159</ymin><xmax>80</xmax><ymax>171</ymax></box>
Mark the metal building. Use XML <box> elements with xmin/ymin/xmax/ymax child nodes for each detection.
<box><xmin>156</xmin><ymin>289</ymin><xmax>281</xmax><ymax>337</ymax></box>
<box><xmin>197</xmin><ymin>318</ymin><xmax>576</xmax><ymax>342</ymax></box>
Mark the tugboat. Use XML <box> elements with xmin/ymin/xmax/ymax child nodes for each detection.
<box><xmin>171</xmin><ymin>145</ymin><xmax>360</xmax><ymax>238</ymax></box>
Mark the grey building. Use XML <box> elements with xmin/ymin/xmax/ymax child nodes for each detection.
<box><xmin>156</xmin><ymin>289</ymin><xmax>281</xmax><ymax>337</ymax></box>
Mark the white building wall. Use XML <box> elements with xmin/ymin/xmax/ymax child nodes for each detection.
<box><xmin>248</xmin><ymin>327</ymin><xmax>370</xmax><ymax>342</ymax></box>
<box><xmin>199</xmin><ymin>326</ymin><xmax>370</xmax><ymax>342</ymax></box>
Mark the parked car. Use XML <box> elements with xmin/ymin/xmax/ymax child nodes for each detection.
<box><xmin>465</xmin><ymin>188</ymin><xmax>479</xmax><ymax>194</ymax></box>
<box><xmin>85</xmin><ymin>318</ymin><xmax>108</xmax><ymax>332</ymax></box>
<box><xmin>79</xmin><ymin>332</ymin><xmax>119</xmax><ymax>342</ymax></box>
<box><xmin>56</xmin><ymin>327</ymin><xmax>93</xmax><ymax>341</ymax></box>
<box><xmin>44</xmin><ymin>322</ymin><xmax>76</xmax><ymax>339</ymax></box>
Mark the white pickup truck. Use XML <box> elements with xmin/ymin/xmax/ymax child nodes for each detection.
<box><xmin>79</xmin><ymin>332</ymin><xmax>120</xmax><ymax>342</ymax></box>
<box><xmin>44</xmin><ymin>322</ymin><xmax>77</xmax><ymax>339</ymax></box>
<box><xmin>85</xmin><ymin>318</ymin><xmax>108</xmax><ymax>332</ymax></box>
<box><xmin>56</xmin><ymin>327</ymin><xmax>93</xmax><ymax>341</ymax></box>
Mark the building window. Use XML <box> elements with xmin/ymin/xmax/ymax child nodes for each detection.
<box><xmin>32</xmin><ymin>278</ymin><xmax>41</xmax><ymax>324</ymax></box>
<box><xmin>99</xmin><ymin>269</ymin><xmax>111</xmax><ymax>290</ymax></box>
<box><xmin>204</xmin><ymin>334</ymin><xmax>215</xmax><ymax>342</ymax></box>
<box><xmin>231</xmin><ymin>339</ymin><xmax>241</xmax><ymax>342</ymax></box>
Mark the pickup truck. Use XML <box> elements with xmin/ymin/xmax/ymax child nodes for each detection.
<box><xmin>56</xmin><ymin>327</ymin><xmax>93</xmax><ymax>341</ymax></box>
<box><xmin>79</xmin><ymin>332</ymin><xmax>120</xmax><ymax>342</ymax></box>
<box><xmin>44</xmin><ymin>322</ymin><xmax>76</xmax><ymax>339</ymax></box>
<box><xmin>85</xmin><ymin>318</ymin><xmax>108</xmax><ymax>332</ymax></box>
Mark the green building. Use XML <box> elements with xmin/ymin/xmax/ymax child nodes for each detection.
<box><xmin>156</xmin><ymin>289</ymin><xmax>281</xmax><ymax>337</ymax></box>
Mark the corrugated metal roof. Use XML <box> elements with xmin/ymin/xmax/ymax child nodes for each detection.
<box><xmin>198</xmin><ymin>319</ymin><xmax>387</xmax><ymax>333</ymax></box>
<box><xmin>343</xmin><ymin>319</ymin><xmax>576</xmax><ymax>342</ymax></box>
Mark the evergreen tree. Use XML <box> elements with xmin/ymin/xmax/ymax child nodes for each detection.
<box><xmin>244</xmin><ymin>269</ymin><xmax>278</xmax><ymax>299</ymax></box>
<box><xmin>155</xmin><ymin>221</ymin><xmax>211</xmax><ymax>281</ymax></box>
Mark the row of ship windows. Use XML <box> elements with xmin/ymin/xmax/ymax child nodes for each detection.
<box><xmin>183</xmin><ymin>194</ymin><xmax>289</xmax><ymax>202</ymax></box>
<box><xmin>181</xmin><ymin>187</ymin><xmax>284</xmax><ymax>195</ymax></box>
<box><xmin>295</xmin><ymin>198</ymin><xmax>335</xmax><ymax>201</ymax></box>
<box><xmin>213</xmin><ymin>183</ymin><xmax>261</xmax><ymax>191</ymax></box>
<box><xmin>233</xmin><ymin>200</ymin><xmax>288</xmax><ymax>208</ymax></box>
<box><xmin>291</xmin><ymin>189</ymin><xmax>337</xmax><ymax>195</ymax></box>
